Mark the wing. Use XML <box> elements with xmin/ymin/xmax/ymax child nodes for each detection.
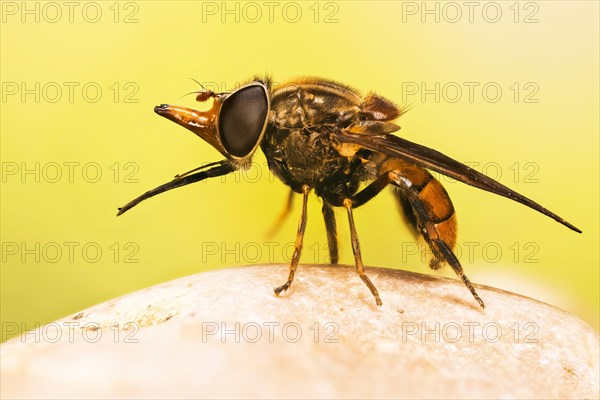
<box><xmin>336</xmin><ymin>126</ymin><xmax>581</xmax><ymax>233</ymax></box>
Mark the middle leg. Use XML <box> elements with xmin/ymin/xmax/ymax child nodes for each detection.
<box><xmin>322</xmin><ymin>172</ymin><xmax>396</xmax><ymax>306</ymax></box>
<box><xmin>344</xmin><ymin>198</ymin><xmax>382</xmax><ymax>306</ymax></box>
<box><xmin>322</xmin><ymin>201</ymin><xmax>339</xmax><ymax>264</ymax></box>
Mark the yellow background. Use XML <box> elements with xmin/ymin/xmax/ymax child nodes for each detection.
<box><xmin>1</xmin><ymin>1</ymin><xmax>598</xmax><ymax>340</ymax></box>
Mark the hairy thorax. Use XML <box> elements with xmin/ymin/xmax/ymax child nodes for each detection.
<box><xmin>260</xmin><ymin>79</ymin><xmax>366</xmax><ymax>193</ymax></box>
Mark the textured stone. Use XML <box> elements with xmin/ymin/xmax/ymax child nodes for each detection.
<box><xmin>1</xmin><ymin>264</ymin><xmax>598</xmax><ymax>399</ymax></box>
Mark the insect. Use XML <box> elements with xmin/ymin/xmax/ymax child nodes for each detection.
<box><xmin>117</xmin><ymin>76</ymin><xmax>581</xmax><ymax>308</ymax></box>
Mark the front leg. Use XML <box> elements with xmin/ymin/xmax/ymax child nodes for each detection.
<box><xmin>274</xmin><ymin>185</ymin><xmax>311</xmax><ymax>296</ymax></box>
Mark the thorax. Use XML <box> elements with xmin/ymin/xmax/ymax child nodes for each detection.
<box><xmin>260</xmin><ymin>79</ymin><xmax>364</xmax><ymax>193</ymax></box>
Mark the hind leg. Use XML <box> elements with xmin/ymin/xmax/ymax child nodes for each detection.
<box><xmin>324</xmin><ymin>162</ymin><xmax>485</xmax><ymax>308</ymax></box>
<box><xmin>383</xmin><ymin>162</ymin><xmax>485</xmax><ymax>309</ymax></box>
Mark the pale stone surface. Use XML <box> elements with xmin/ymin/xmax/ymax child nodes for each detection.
<box><xmin>1</xmin><ymin>264</ymin><xmax>598</xmax><ymax>399</ymax></box>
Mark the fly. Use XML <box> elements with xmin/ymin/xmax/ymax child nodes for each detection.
<box><xmin>117</xmin><ymin>76</ymin><xmax>582</xmax><ymax>308</ymax></box>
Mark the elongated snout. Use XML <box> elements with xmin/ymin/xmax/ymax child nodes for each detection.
<box><xmin>154</xmin><ymin>103</ymin><xmax>224</xmax><ymax>155</ymax></box>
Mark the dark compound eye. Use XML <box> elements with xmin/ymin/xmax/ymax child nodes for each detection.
<box><xmin>218</xmin><ymin>84</ymin><xmax>269</xmax><ymax>158</ymax></box>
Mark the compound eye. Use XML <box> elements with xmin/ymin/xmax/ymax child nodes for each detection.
<box><xmin>218</xmin><ymin>84</ymin><xmax>269</xmax><ymax>158</ymax></box>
